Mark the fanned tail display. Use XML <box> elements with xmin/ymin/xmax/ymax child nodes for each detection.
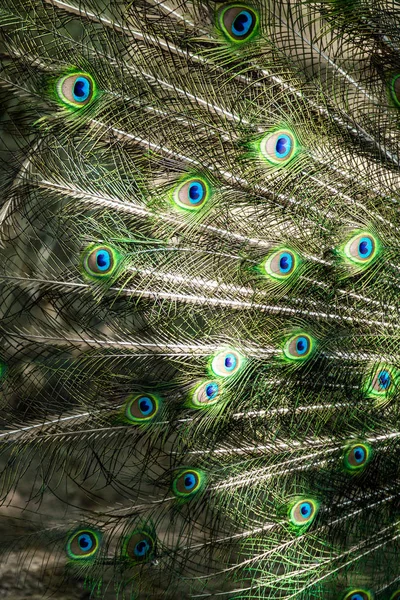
<box><xmin>1</xmin><ymin>0</ymin><xmax>400</xmax><ymax>598</ymax></box>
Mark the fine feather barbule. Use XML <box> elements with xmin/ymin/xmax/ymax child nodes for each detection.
<box><xmin>1</xmin><ymin>0</ymin><xmax>400</xmax><ymax>598</ymax></box>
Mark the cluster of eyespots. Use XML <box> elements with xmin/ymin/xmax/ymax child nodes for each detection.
<box><xmin>123</xmin><ymin>529</ymin><xmax>155</xmax><ymax>563</ymax></box>
<box><xmin>289</xmin><ymin>498</ymin><xmax>319</xmax><ymax>529</ymax></box>
<box><xmin>343</xmin><ymin>442</ymin><xmax>372</xmax><ymax>472</ymax></box>
<box><xmin>125</xmin><ymin>394</ymin><xmax>161</xmax><ymax>423</ymax></box>
<box><xmin>82</xmin><ymin>244</ymin><xmax>119</xmax><ymax>279</ymax></box>
<box><xmin>56</xmin><ymin>72</ymin><xmax>96</xmax><ymax>108</ymax></box>
<box><xmin>263</xmin><ymin>248</ymin><xmax>299</xmax><ymax>281</ymax></box>
<box><xmin>342</xmin><ymin>231</ymin><xmax>379</xmax><ymax>267</ymax></box>
<box><xmin>190</xmin><ymin>380</ymin><xmax>220</xmax><ymax>408</ymax></box>
<box><xmin>342</xmin><ymin>590</ymin><xmax>373</xmax><ymax>600</ymax></box>
<box><xmin>210</xmin><ymin>348</ymin><xmax>244</xmax><ymax>377</ymax></box>
<box><xmin>260</xmin><ymin>129</ymin><xmax>297</xmax><ymax>165</ymax></box>
<box><xmin>218</xmin><ymin>3</ymin><xmax>259</xmax><ymax>43</ymax></box>
<box><xmin>366</xmin><ymin>365</ymin><xmax>397</xmax><ymax>400</ymax></box>
<box><xmin>390</xmin><ymin>74</ymin><xmax>400</xmax><ymax>108</ymax></box>
<box><xmin>283</xmin><ymin>333</ymin><xmax>315</xmax><ymax>362</ymax></box>
<box><xmin>66</xmin><ymin>529</ymin><xmax>101</xmax><ymax>560</ymax></box>
<box><xmin>173</xmin><ymin>177</ymin><xmax>210</xmax><ymax>211</ymax></box>
<box><xmin>172</xmin><ymin>468</ymin><xmax>206</xmax><ymax>499</ymax></box>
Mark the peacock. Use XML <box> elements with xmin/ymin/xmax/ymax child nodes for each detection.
<box><xmin>2</xmin><ymin>0</ymin><xmax>400</xmax><ymax>598</ymax></box>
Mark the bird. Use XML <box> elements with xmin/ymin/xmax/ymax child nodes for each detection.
<box><xmin>1</xmin><ymin>0</ymin><xmax>400</xmax><ymax>598</ymax></box>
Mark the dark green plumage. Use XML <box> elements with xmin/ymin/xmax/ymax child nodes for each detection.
<box><xmin>1</xmin><ymin>0</ymin><xmax>400</xmax><ymax>598</ymax></box>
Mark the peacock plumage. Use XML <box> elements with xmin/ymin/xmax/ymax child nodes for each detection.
<box><xmin>1</xmin><ymin>0</ymin><xmax>400</xmax><ymax>598</ymax></box>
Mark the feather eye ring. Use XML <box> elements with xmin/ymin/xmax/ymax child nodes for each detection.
<box><xmin>289</xmin><ymin>498</ymin><xmax>319</xmax><ymax>529</ymax></box>
<box><xmin>82</xmin><ymin>245</ymin><xmax>119</xmax><ymax>279</ymax></box>
<box><xmin>260</xmin><ymin>129</ymin><xmax>298</xmax><ymax>165</ymax></box>
<box><xmin>190</xmin><ymin>381</ymin><xmax>221</xmax><ymax>407</ymax></box>
<box><xmin>210</xmin><ymin>348</ymin><xmax>244</xmax><ymax>377</ymax></box>
<box><xmin>66</xmin><ymin>529</ymin><xmax>101</xmax><ymax>560</ymax></box>
<box><xmin>123</xmin><ymin>529</ymin><xmax>156</xmax><ymax>563</ymax></box>
<box><xmin>218</xmin><ymin>4</ymin><xmax>259</xmax><ymax>43</ymax></box>
<box><xmin>125</xmin><ymin>394</ymin><xmax>161</xmax><ymax>423</ymax></box>
<box><xmin>56</xmin><ymin>72</ymin><xmax>96</xmax><ymax>108</ymax></box>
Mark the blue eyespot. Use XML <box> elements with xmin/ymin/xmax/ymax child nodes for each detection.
<box><xmin>367</xmin><ymin>365</ymin><xmax>397</xmax><ymax>399</ymax></box>
<box><xmin>343</xmin><ymin>591</ymin><xmax>372</xmax><ymax>600</ymax></box>
<box><xmin>353</xmin><ymin>446</ymin><xmax>365</xmax><ymax>463</ymax></box>
<box><xmin>290</xmin><ymin>498</ymin><xmax>319</xmax><ymax>527</ymax></box>
<box><xmin>211</xmin><ymin>348</ymin><xmax>243</xmax><ymax>377</ymax></box>
<box><xmin>184</xmin><ymin>473</ymin><xmax>197</xmax><ymax>490</ymax></box>
<box><xmin>134</xmin><ymin>539</ymin><xmax>150</xmax><ymax>557</ymax></box>
<box><xmin>219</xmin><ymin>4</ymin><xmax>258</xmax><ymax>43</ymax></box>
<box><xmin>300</xmin><ymin>502</ymin><xmax>311</xmax><ymax>518</ymax></box>
<box><xmin>66</xmin><ymin>529</ymin><xmax>100</xmax><ymax>559</ymax></box>
<box><xmin>358</xmin><ymin>237</ymin><xmax>373</xmax><ymax>259</ymax></box>
<box><xmin>174</xmin><ymin>177</ymin><xmax>209</xmax><ymax>210</ymax></box>
<box><xmin>232</xmin><ymin>10</ymin><xmax>253</xmax><ymax>36</ymax></box>
<box><xmin>284</xmin><ymin>333</ymin><xmax>315</xmax><ymax>361</ymax></box>
<box><xmin>73</xmin><ymin>76</ymin><xmax>91</xmax><ymax>102</ymax></box>
<box><xmin>124</xmin><ymin>530</ymin><xmax>155</xmax><ymax>562</ymax></box>
<box><xmin>344</xmin><ymin>442</ymin><xmax>371</xmax><ymax>471</ymax></box>
<box><xmin>264</xmin><ymin>248</ymin><xmax>298</xmax><ymax>280</ymax></box>
<box><xmin>343</xmin><ymin>589</ymin><xmax>373</xmax><ymax>600</ymax></box>
<box><xmin>139</xmin><ymin>396</ymin><xmax>154</xmax><ymax>416</ymax></box>
<box><xmin>83</xmin><ymin>244</ymin><xmax>117</xmax><ymax>278</ymax></box>
<box><xmin>260</xmin><ymin>129</ymin><xmax>297</xmax><ymax>165</ymax></box>
<box><xmin>279</xmin><ymin>252</ymin><xmax>293</xmax><ymax>273</ymax></box>
<box><xmin>296</xmin><ymin>337</ymin><xmax>308</xmax><ymax>355</ymax></box>
<box><xmin>275</xmin><ymin>134</ymin><xmax>292</xmax><ymax>159</ymax></box>
<box><xmin>96</xmin><ymin>250</ymin><xmax>111</xmax><ymax>271</ymax></box>
<box><xmin>224</xmin><ymin>353</ymin><xmax>237</xmax><ymax>371</ymax></box>
<box><xmin>188</xmin><ymin>181</ymin><xmax>205</xmax><ymax>204</ymax></box>
<box><xmin>378</xmin><ymin>370</ymin><xmax>391</xmax><ymax>390</ymax></box>
<box><xmin>78</xmin><ymin>533</ymin><xmax>93</xmax><ymax>552</ymax></box>
<box><xmin>191</xmin><ymin>380</ymin><xmax>222</xmax><ymax>407</ymax></box>
<box><xmin>343</xmin><ymin>231</ymin><xmax>379</xmax><ymax>266</ymax></box>
<box><xmin>206</xmin><ymin>383</ymin><xmax>219</xmax><ymax>400</ymax></box>
<box><xmin>172</xmin><ymin>468</ymin><xmax>205</xmax><ymax>499</ymax></box>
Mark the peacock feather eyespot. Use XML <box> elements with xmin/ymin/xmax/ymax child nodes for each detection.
<box><xmin>342</xmin><ymin>590</ymin><xmax>373</xmax><ymax>600</ymax></box>
<box><xmin>66</xmin><ymin>529</ymin><xmax>101</xmax><ymax>560</ymax></box>
<box><xmin>190</xmin><ymin>380</ymin><xmax>221</xmax><ymax>408</ymax></box>
<box><xmin>343</xmin><ymin>442</ymin><xmax>372</xmax><ymax>472</ymax></box>
<box><xmin>260</xmin><ymin>129</ymin><xmax>298</xmax><ymax>165</ymax></box>
<box><xmin>365</xmin><ymin>364</ymin><xmax>398</xmax><ymax>399</ymax></box>
<box><xmin>123</xmin><ymin>529</ymin><xmax>156</xmax><ymax>563</ymax></box>
<box><xmin>289</xmin><ymin>498</ymin><xmax>319</xmax><ymax>529</ymax></box>
<box><xmin>56</xmin><ymin>72</ymin><xmax>96</xmax><ymax>109</ymax></box>
<box><xmin>172</xmin><ymin>468</ymin><xmax>206</xmax><ymax>499</ymax></box>
<box><xmin>82</xmin><ymin>244</ymin><xmax>119</xmax><ymax>279</ymax></box>
<box><xmin>390</xmin><ymin>592</ymin><xmax>400</xmax><ymax>600</ymax></box>
<box><xmin>263</xmin><ymin>248</ymin><xmax>299</xmax><ymax>281</ymax></box>
<box><xmin>342</xmin><ymin>231</ymin><xmax>380</xmax><ymax>267</ymax></box>
<box><xmin>172</xmin><ymin>177</ymin><xmax>210</xmax><ymax>211</ymax></box>
<box><xmin>283</xmin><ymin>333</ymin><xmax>315</xmax><ymax>362</ymax></box>
<box><xmin>210</xmin><ymin>348</ymin><xmax>244</xmax><ymax>377</ymax></box>
<box><xmin>125</xmin><ymin>394</ymin><xmax>161</xmax><ymax>423</ymax></box>
<box><xmin>218</xmin><ymin>4</ymin><xmax>259</xmax><ymax>44</ymax></box>
<box><xmin>390</xmin><ymin>74</ymin><xmax>400</xmax><ymax>108</ymax></box>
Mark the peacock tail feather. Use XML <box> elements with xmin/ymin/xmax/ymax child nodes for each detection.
<box><xmin>1</xmin><ymin>0</ymin><xmax>400</xmax><ymax>598</ymax></box>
